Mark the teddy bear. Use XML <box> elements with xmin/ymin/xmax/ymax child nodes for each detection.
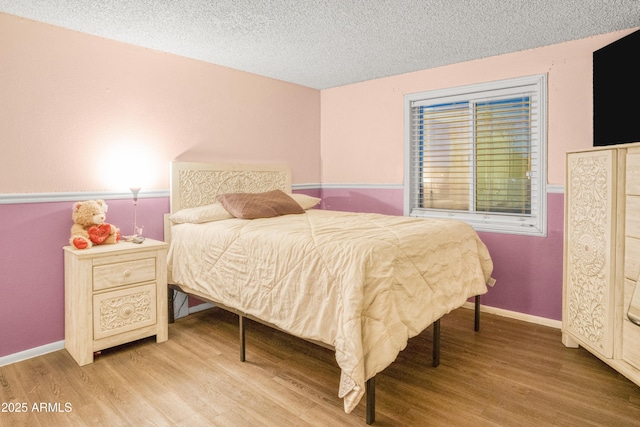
<box><xmin>69</xmin><ymin>199</ymin><xmax>121</xmax><ymax>249</ymax></box>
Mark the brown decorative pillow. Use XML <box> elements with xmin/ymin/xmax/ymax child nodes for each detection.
<box><xmin>216</xmin><ymin>190</ymin><xmax>305</xmax><ymax>219</ymax></box>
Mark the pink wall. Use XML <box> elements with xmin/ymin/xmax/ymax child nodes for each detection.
<box><xmin>0</xmin><ymin>13</ymin><xmax>321</xmax><ymax>193</ymax></box>
<box><xmin>320</xmin><ymin>28</ymin><xmax>638</xmax><ymax>186</ymax></box>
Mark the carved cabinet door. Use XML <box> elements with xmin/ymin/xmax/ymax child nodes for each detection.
<box><xmin>564</xmin><ymin>149</ymin><xmax>618</xmax><ymax>359</ymax></box>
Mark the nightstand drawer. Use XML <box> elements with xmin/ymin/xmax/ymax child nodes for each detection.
<box><xmin>93</xmin><ymin>257</ymin><xmax>156</xmax><ymax>291</ymax></box>
<box><xmin>93</xmin><ymin>283</ymin><xmax>157</xmax><ymax>340</ymax></box>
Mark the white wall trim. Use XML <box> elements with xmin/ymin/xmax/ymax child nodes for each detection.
<box><xmin>0</xmin><ymin>340</ymin><xmax>65</xmax><ymax>367</ymax></box>
<box><xmin>319</xmin><ymin>183</ymin><xmax>404</xmax><ymax>190</ymax></box>
<box><xmin>171</xmin><ymin>290</ymin><xmax>213</xmax><ymax>320</ymax></box>
<box><xmin>0</xmin><ymin>184</ymin><xmax>563</xmax><ymax>204</ymax></box>
<box><xmin>2</xmin><ymin>187</ymin><xmax>311</xmax><ymax>204</ymax></box>
<box><xmin>314</xmin><ymin>183</ymin><xmax>564</xmax><ymax>193</ymax></box>
<box><xmin>189</xmin><ymin>302</ymin><xmax>215</xmax><ymax>314</ymax></box>
<box><xmin>462</xmin><ymin>301</ymin><xmax>562</xmax><ymax>329</ymax></box>
<box><xmin>0</xmin><ymin>190</ymin><xmax>170</xmax><ymax>205</ymax></box>
<box><xmin>547</xmin><ymin>184</ymin><xmax>565</xmax><ymax>194</ymax></box>
<box><xmin>292</xmin><ymin>183</ymin><xmax>321</xmax><ymax>190</ymax></box>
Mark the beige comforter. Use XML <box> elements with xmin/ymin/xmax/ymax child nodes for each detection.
<box><xmin>167</xmin><ymin>209</ymin><xmax>493</xmax><ymax>413</ymax></box>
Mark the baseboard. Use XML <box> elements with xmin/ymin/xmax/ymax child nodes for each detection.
<box><xmin>189</xmin><ymin>302</ymin><xmax>215</xmax><ymax>314</ymax></box>
<box><xmin>463</xmin><ymin>302</ymin><xmax>562</xmax><ymax>329</ymax></box>
<box><xmin>184</xmin><ymin>300</ymin><xmax>561</xmax><ymax>328</ymax></box>
<box><xmin>0</xmin><ymin>341</ymin><xmax>65</xmax><ymax>367</ymax></box>
<box><xmin>0</xmin><ymin>304</ymin><xmax>560</xmax><ymax>367</ymax></box>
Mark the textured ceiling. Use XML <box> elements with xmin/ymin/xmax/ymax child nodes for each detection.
<box><xmin>1</xmin><ymin>0</ymin><xmax>639</xmax><ymax>89</ymax></box>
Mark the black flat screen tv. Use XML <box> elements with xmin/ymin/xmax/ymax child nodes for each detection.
<box><xmin>593</xmin><ymin>29</ymin><xmax>640</xmax><ymax>147</ymax></box>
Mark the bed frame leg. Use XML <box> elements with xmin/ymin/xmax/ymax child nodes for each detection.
<box><xmin>474</xmin><ymin>295</ymin><xmax>480</xmax><ymax>332</ymax></box>
<box><xmin>168</xmin><ymin>288</ymin><xmax>175</xmax><ymax>324</ymax></box>
<box><xmin>366</xmin><ymin>377</ymin><xmax>375</xmax><ymax>425</ymax></box>
<box><xmin>432</xmin><ymin>318</ymin><xmax>441</xmax><ymax>367</ymax></box>
<box><xmin>239</xmin><ymin>314</ymin><xmax>246</xmax><ymax>362</ymax></box>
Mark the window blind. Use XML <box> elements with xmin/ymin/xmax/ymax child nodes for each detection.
<box><xmin>404</xmin><ymin>74</ymin><xmax>547</xmax><ymax>236</ymax></box>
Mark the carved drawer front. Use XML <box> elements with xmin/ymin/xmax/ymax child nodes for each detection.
<box><xmin>93</xmin><ymin>283</ymin><xmax>157</xmax><ymax>340</ymax></box>
<box><xmin>564</xmin><ymin>149</ymin><xmax>616</xmax><ymax>358</ymax></box>
<box><xmin>93</xmin><ymin>258</ymin><xmax>156</xmax><ymax>291</ymax></box>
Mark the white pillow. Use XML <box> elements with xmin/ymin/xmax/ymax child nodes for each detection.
<box><xmin>169</xmin><ymin>203</ymin><xmax>234</xmax><ymax>224</ymax></box>
<box><xmin>289</xmin><ymin>193</ymin><xmax>321</xmax><ymax>209</ymax></box>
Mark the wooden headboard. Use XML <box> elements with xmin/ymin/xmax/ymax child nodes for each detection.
<box><xmin>164</xmin><ymin>162</ymin><xmax>291</xmax><ymax>245</ymax></box>
<box><xmin>169</xmin><ymin>161</ymin><xmax>292</xmax><ymax>214</ymax></box>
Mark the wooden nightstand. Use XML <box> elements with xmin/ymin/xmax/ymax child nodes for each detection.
<box><xmin>63</xmin><ymin>239</ymin><xmax>169</xmax><ymax>366</ymax></box>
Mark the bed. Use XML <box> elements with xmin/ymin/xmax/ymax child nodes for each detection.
<box><xmin>164</xmin><ymin>161</ymin><xmax>494</xmax><ymax>424</ymax></box>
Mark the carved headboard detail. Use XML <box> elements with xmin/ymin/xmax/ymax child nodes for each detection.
<box><xmin>170</xmin><ymin>162</ymin><xmax>291</xmax><ymax>213</ymax></box>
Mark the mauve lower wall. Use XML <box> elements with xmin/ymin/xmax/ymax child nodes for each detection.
<box><xmin>478</xmin><ymin>192</ymin><xmax>565</xmax><ymax>320</ymax></box>
<box><xmin>0</xmin><ymin>197</ymin><xmax>168</xmax><ymax>358</ymax></box>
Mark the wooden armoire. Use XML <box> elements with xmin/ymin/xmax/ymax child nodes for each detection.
<box><xmin>563</xmin><ymin>142</ymin><xmax>640</xmax><ymax>387</ymax></box>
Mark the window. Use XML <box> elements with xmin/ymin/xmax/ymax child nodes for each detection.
<box><xmin>404</xmin><ymin>74</ymin><xmax>547</xmax><ymax>236</ymax></box>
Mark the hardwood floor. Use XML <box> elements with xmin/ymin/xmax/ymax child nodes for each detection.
<box><xmin>2</xmin><ymin>307</ymin><xmax>640</xmax><ymax>426</ymax></box>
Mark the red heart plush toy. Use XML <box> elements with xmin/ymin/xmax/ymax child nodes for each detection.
<box><xmin>89</xmin><ymin>224</ymin><xmax>112</xmax><ymax>244</ymax></box>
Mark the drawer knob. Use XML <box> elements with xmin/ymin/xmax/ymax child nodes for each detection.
<box><xmin>123</xmin><ymin>270</ymin><xmax>132</xmax><ymax>278</ymax></box>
